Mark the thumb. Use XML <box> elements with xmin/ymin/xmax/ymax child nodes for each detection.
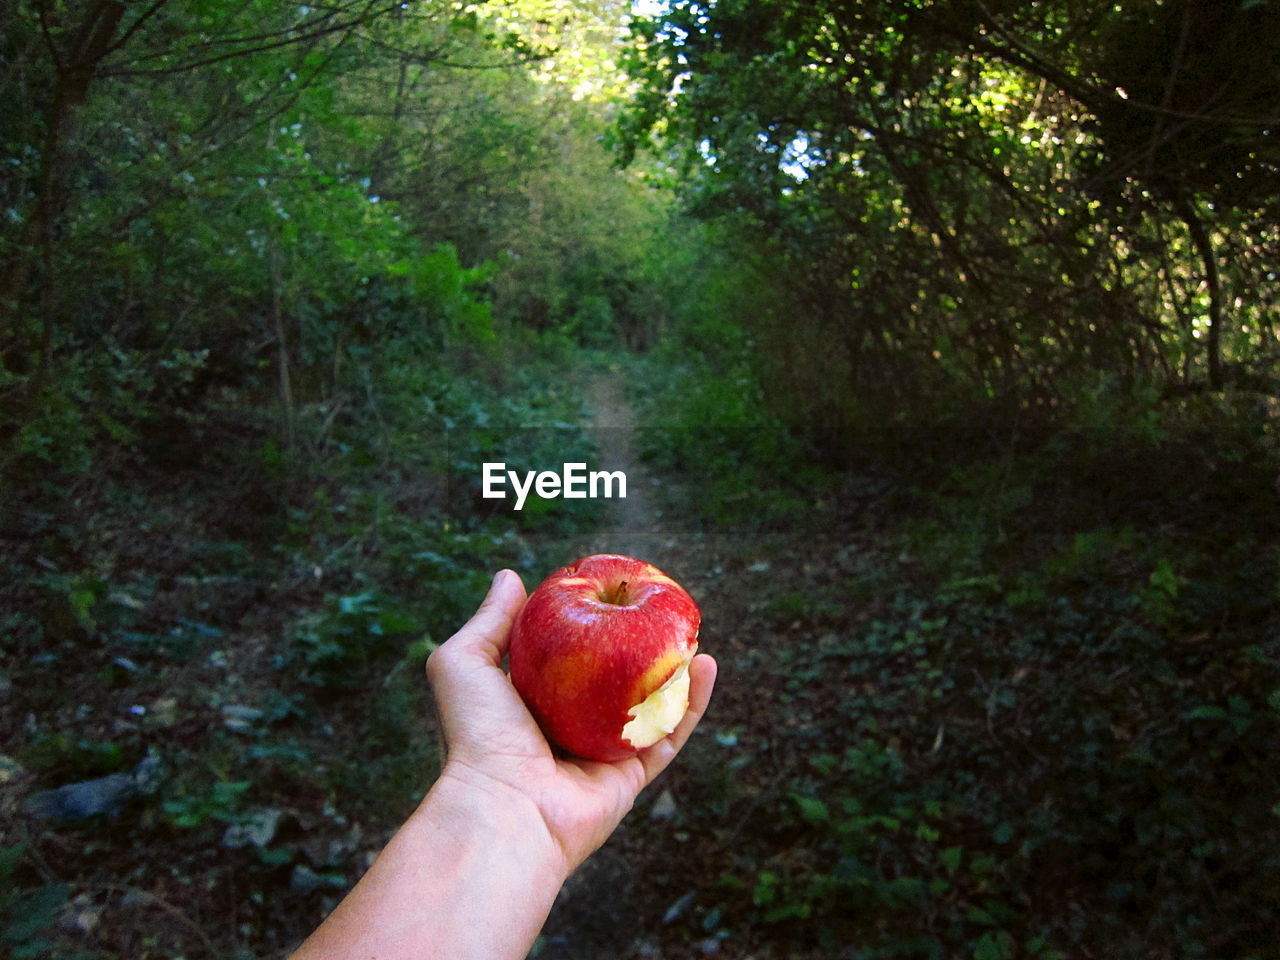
<box><xmin>426</xmin><ymin>570</ymin><xmax>528</xmax><ymax>742</ymax></box>
<box><xmin>438</xmin><ymin>569</ymin><xmax>527</xmax><ymax>666</ymax></box>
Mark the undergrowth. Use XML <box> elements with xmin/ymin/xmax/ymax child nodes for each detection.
<box><xmin>0</xmin><ymin>335</ymin><xmax>604</xmax><ymax>958</ymax></box>
<box><xmin>636</xmin><ymin>358</ymin><xmax>1280</xmax><ymax>958</ymax></box>
<box><xmin>628</xmin><ymin>322</ymin><xmax>824</xmax><ymax>531</ymax></box>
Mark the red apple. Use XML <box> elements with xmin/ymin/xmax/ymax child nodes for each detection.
<box><xmin>509</xmin><ymin>554</ymin><xmax>702</xmax><ymax>762</ymax></box>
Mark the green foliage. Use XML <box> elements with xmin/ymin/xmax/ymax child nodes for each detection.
<box><xmin>392</xmin><ymin>244</ymin><xmax>498</xmax><ymax>347</ymax></box>
<box><xmin>620</xmin><ymin>0</ymin><xmax>1280</xmax><ymax>444</ymax></box>
<box><xmin>1141</xmin><ymin>557</ymin><xmax>1188</xmax><ymax>628</ymax></box>
<box><xmin>639</xmin><ymin>371</ymin><xmax>808</xmax><ymax>527</ymax></box>
<box><xmin>0</xmin><ymin>847</ymin><xmax>70</xmax><ymax>960</ymax></box>
<box><xmin>633</xmin><ymin>335</ymin><xmax>818</xmax><ymax>530</ymax></box>
<box><xmin>747</xmin><ymin>551</ymin><xmax>1279</xmax><ymax>955</ymax></box>
<box><xmin>163</xmin><ymin>780</ymin><xmax>252</xmax><ymax>829</ymax></box>
<box><xmin>20</xmin><ymin>734</ymin><xmax>126</xmax><ymax>780</ymax></box>
<box><xmin>902</xmin><ymin>458</ymin><xmax>1035</xmax><ymax>583</ymax></box>
<box><xmin>702</xmin><ymin>392</ymin><xmax>1279</xmax><ymax>956</ymax></box>
<box><xmin>0</xmin><ymin>0</ymin><xmax>662</xmax><ymax>492</ymax></box>
<box><xmin>291</xmin><ymin>590</ymin><xmax>421</xmax><ymax>678</ymax></box>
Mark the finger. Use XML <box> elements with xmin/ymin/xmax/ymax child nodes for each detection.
<box><xmin>637</xmin><ymin>653</ymin><xmax>718</xmax><ymax>788</ymax></box>
<box><xmin>426</xmin><ymin>569</ymin><xmax>531</xmax><ymax>752</ymax></box>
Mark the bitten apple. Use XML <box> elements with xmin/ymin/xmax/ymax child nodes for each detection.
<box><xmin>509</xmin><ymin>554</ymin><xmax>701</xmax><ymax>762</ymax></box>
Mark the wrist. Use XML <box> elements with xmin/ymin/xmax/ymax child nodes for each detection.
<box><xmin>426</xmin><ymin>760</ymin><xmax>570</xmax><ymax>886</ymax></box>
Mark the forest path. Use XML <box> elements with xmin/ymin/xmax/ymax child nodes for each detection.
<box><xmin>537</xmin><ymin>360</ymin><xmax>866</xmax><ymax>960</ymax></box>
<box><xmin>535</xmin><ymin>360</ymin><xmax>899</xmax><ymax>959</ymax></box>
<box><xmin>579</xmin><ymin>368</ymin><xmax>677</xmax><ymax>563</ymax></box>
<box><xmin>534</xmin><ymin>365</ymin><xmax>709</xmax><ymax>960</ymax></box>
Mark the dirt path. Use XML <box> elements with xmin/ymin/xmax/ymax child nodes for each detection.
<box><xmin>532</xmin><ymin>364</ymin><xmax>903</xmax><ymax>959</ymax></box>
<box><xmin>534</xmin><ymin>369</ymin><xmax>706</xmax><ymax>959</ymax></box>
<box><xmin>579</xmin><ymin>370</ymin><xmax>678</xmax><ymax>566</ymax></box>
<box><xmin>536</xmin><ymin>364</ymin><xmax>805</xmax><ymax>960</ymax></box>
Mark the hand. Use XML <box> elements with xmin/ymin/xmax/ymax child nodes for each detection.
<box><xmin>426</xmin><ymin>568</ymin><xmax>718</xmax><ymax>877</ymax></box>
<box><xmin>289</xmin><ymin>568</ymin><xmax>715</xmax><ymax>960</ymax></box>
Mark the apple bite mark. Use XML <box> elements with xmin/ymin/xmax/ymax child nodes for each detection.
<box><xmin>621</xmin><ymin>647</ymin><xmax>696</xmax><ymax>749</ymax></box>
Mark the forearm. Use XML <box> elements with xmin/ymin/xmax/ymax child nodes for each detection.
<box><xmin>289</xmin><ymin>770</ymin><xmax>567</xmax><ymax>960</ymax></box>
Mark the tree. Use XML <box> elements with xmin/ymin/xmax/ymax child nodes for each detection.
<box><xmin>619</xmin><ymin>0</ymin><xmax>1280</xmax><ymax>436</ymax></box>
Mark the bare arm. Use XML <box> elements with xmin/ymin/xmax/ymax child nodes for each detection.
<box><xmin>289</xmin><ymin>569</ymin><xmax>718</xmax><ymax>960</ymax></box>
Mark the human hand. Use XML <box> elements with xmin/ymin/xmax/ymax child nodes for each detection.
<box><xmin>425</xmin><ymin>568</ymin><xmax>717</xmax><ymax>878</ymax></box>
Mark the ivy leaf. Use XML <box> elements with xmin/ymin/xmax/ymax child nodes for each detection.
<box><xmin>790</xmin><ymin>793</ymin><xmax>830</xmax><ymax>824</ymax></box>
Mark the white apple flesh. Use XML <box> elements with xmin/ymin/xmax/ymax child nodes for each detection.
<box><xmin>622</xmin><ymin>656</ymin><xmax>693</xmax><ymax>749</ymax></box>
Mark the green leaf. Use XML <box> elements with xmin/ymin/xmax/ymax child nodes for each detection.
<box><xmin>4</xmin><ymin>885</ymin><xmax>69</xmax><ymax>943</ymax></box>
<box><xmin>1185</xmin><ymin>705</ymin><xmax>1227</xmax><ymax>720</ymax></box>
<box><xmin>940</xmin><ymin>845</ymin><xmax>964</xmax><ymax>875</ymax></box>
<box><xmin>885</xmin><ymin>875</ymin><xmax>928</xmax><ymax>904</ymax></box>
<box><xmin>791</xmin><ymin>793</ymin><xmax>830</xmax><ymax>824</ymax></box>
<box><xmin>255</xmin><ymin>847</ymin><xmax>293</xmax><ymax>866</ymax></box>
<box><xmin>752</xmin><ymin>870</ymin><xmax>778</xmax><ymax>906</ymax></box>
<box><xmin>68</xmin><ymin>589</ymin><xmax>98</xmax><ymax>630</ymax></box>
<box><xmin>212</xmin><ymin>780</ymin><xmax>252</xmax><ymax>805</ymax></box>
<box><xmin>972</xmin><ymin>930</ymin><xmax>1015</xmax><ymax>960</ymax></box>
<box><xmin>338</xmin><ymin>592</ymin><xmax>378</xmax><ymax>616</ymax></box>
<box><xmin>1148</xmin><ymin>558</ymin><xmax>1183</xmax><ymax>597</ymax></box>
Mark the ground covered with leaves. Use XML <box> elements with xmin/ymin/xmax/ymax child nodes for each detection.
<box><xmin>0</xmin><ymin>351</ymin><xmax>608</xmax><ymax>959</ymax></box>
<box><xmin>571</xmin><ymin>353</ymin><xmax>1280</xmax><ymax>960</ymax></box>
<box><xmin>3</xmin><ymin>351</ymin><xmax>1279</xmax><ymax>960</ymax></box>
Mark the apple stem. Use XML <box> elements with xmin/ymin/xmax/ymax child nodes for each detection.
<box><xmin>617</xmin><ymin>580</ymin><xmax>629</xmax><ymax>604</ymax></box>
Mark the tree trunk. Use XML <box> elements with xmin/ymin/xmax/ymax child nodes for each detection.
<box><xmin>1177</xmin><ymin>194</ymin><xmax>1223</xmax><ymax>391</ymax></box>
<box><xmin>270</xmin><ymin>241</ymin><xmax>296</xmax><ymax>452</ymax></box>
<box><xmin>264</xmin><ymin>124</ymin><xmax>295</xmax><ymax>452</ymax></box>
<box><xmin>0</xmin><ymin>0</ymin><xmax>125</xmax><ymax>373</ymax></box>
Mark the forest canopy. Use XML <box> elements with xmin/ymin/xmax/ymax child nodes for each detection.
<box><xmin>618</xmin><ymin>0</ymin><xmax>1280</xmax><ymax>442</ymax></box>
<box><xmin>1</xmin><ymin>0</ymin><xmax>670</xmax><ymax>475</ymax></box>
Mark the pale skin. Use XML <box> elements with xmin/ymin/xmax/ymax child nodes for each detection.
<box><xmin>288</xmin><ymin>568</ymin><xmax>719</xmax><ymax>960</ymax></box>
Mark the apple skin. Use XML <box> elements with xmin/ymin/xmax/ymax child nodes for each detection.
<box><xmin>509</xmin><ymin>554</ymin><xmax>701</xmax><ymax>762</ymax></box>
